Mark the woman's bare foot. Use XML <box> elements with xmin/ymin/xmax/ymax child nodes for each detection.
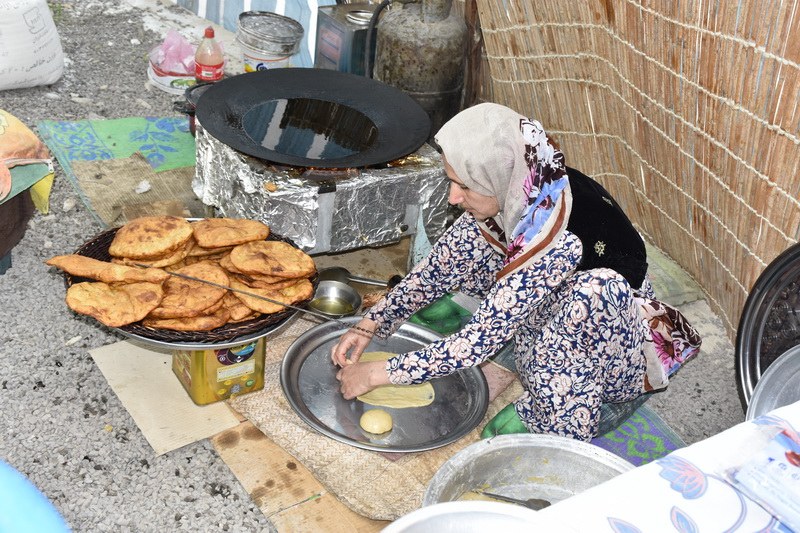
<box><xmin>479</xmin><ymin>361</ymin><xmax>518</xmax><ymax>402</ymax></box>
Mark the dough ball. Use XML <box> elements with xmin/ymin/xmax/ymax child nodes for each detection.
<box><xmin>360</xmin><ymin>409</ymin><xmax>393</xmax><ymax>434</ymax></box>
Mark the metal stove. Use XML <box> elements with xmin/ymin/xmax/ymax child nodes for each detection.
<box><xmin>192</xmin><ymin>121</ymin><xmax>448</xmax><ymax>257</ymax></box>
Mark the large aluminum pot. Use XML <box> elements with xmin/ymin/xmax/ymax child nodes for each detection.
<box><xmin>423</xmin><ymin>434</ymin><xmax>634</xmax><ymax>507</ymax></box>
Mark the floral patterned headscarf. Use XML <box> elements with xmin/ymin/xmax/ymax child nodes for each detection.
<box><xmin>434</xmin><ymin>103</ymin><xmax>572</xmax><ymax>278</ymax></box>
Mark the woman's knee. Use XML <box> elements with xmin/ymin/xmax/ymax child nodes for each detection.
<box><xmin>573</xmin><ymin>268</ymin><xmax>633</xmax><ymax>307</ymax></box>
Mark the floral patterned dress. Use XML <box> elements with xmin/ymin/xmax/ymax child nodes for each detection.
<box><xmin>364</xmin><ymin>212</ymin><xmax>700</xmax><ymax>441</ymax></box>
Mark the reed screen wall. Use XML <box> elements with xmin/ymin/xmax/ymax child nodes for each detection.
<box><xmin>471</xmin><ymin>0</ymin><xmax>800</xmax><ymax>340</ymax></box>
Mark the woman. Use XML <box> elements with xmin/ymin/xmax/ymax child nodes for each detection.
<box><xmin>331</xmin><ymin>103</ymin><xmax>701</xmax><ymax>441</ymax></box>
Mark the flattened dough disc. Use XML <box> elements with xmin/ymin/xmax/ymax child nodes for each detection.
<box><xmin>357</xmin><ymin>351</ymin><xmax>435</xmax><ymax>408</ymax></box>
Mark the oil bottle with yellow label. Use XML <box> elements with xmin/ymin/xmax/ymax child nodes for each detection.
<box><xmin>172</xmin><ymin>338</ymin><xmax>266</xmax><ymax>405</ymax></box>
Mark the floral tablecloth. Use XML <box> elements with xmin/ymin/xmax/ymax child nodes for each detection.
<box><xmin>538</xmin><ymin>400</ymin><xmax>800</xmax><ymax>531</ymax></box>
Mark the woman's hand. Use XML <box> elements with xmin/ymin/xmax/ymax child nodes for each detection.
<box><xmin>335</xmin><ymin>360</ymin><xmax>391</xmax><ymax>399</ymax></box>
<box><xmin>330</xmin><ymin>318</ymin><xmax>377</xmax><ymax>367</ymax></box>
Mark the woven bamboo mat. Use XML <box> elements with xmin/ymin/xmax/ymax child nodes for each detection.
<box><xmin>472</xmin><ymin>0</ymin><xmax>800</xmax><ymax>340</ymax></box>
<box><xmin>37</xmin><ymin>117</ymin><xmax>204</xmax><ymax>227</ymax></box>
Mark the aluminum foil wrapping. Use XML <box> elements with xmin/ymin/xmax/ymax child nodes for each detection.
<box><xmin>193</xmin><ymin>122</ymin><xmax>449</xmax><ymax>254</ymax></box>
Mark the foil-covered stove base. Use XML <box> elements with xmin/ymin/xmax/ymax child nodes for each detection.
<box><xmin>192</xmin><ymin>122</ymin><xmax>449</xmax><ymax>254</ymax></box>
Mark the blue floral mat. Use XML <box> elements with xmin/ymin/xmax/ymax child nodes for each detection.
<box><xmin>35</xmin><ymin>116</ymin><xmax>198</xmax><ymax>226</ymax></box>
<box><xmin>592</xmin><ymin>404</ymin><xmax>686</xmax><ymax>467</ymax></box>
<box><xmin>37</xmin><ymin>116</ymin><xmax>194</xmax><ymax>173</ymax></box>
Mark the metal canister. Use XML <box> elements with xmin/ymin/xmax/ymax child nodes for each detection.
<box><xmin>172</xmin><ymin>337</ymin><xmax>266</xmax><ymax>405</ymax></box>
<box><xmin>373</xmin><ymin>0</ymin><xmax>467</xmax><ymax>136</ymax></box>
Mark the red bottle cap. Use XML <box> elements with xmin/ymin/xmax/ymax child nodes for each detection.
<box><xmin>204</xmin><ymin>27</ymin><xmax>215</xmax><ymax>38</ymax></box>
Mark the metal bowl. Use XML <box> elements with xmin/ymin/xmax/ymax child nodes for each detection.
<box><xmin>423</xmin><ymin>434</ymin><xmax>634</xmax><ymax>507</ymax></box>
<box><xmin>308</xmin><ymin>280</ymin><xmax>362</xmax><ymax>318</ymax></box>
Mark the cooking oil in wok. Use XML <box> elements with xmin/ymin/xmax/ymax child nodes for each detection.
<box><xmin>242</xmin><ymin>97</ymin><xmax>378</xmax><ymax>160</ymax></box>
<box><xmin>310</xmin><ymin>297</ymin><xmax>354</xmax><ymax>316</ymax></box>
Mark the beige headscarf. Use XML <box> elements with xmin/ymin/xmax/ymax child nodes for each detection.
<box><xmin>434</xmin><ymin>103</ymin><xmax>573</xmax><ymax>278</ymax></box>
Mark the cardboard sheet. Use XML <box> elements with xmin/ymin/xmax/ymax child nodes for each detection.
<box><xmin>90</xmin><ymin>340</ymin><xmax>241</xmax><ymax>456</ymax></box>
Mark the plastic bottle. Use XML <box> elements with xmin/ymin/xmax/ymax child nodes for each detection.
<box><xmin>195</xmin><ymin>26</ymin><xmax>224</xmax><ymax>83</ymax></box>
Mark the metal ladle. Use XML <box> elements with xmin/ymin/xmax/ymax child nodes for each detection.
<box><xmin>318</xmin><ymin>266</ymin><xmax>402</xmax><ymax>289</ymax></box>
<box><xmin>474</xmin><ymin>490</ymin><xmax>551</xmax><ymax>511</ymax></box>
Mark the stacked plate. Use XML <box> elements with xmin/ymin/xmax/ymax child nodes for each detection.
<box><xmin>746</xmin><ymin>345</ymin><xmax>800</xmax><ymax>420</ymax></box>
<box><xmin>737</xmin><ymin>242</ymin><xmax>800</xmax><ymax>417</ymax></box>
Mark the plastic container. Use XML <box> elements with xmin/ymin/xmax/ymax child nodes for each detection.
<box><xmin>172</xmin><ymin>337</ymin><xmax>266</xmax><ymax>405</ymax></box>
<box><xmin>0</xmin><ymin>460</ymin><xmax>70</xmax><ymax>533</ymax></box>
<box><xmin>236</xmin><ymin>11</ymin><xmax>304</xmax><ymax>72</ymax></box>
<box><xmin>383</xmin><ymin>501</ymin><xmax>542</xmax><ymax>533</ymax></box>
<box><xmin>147</xmin><ymin>61</ymin><xmax>196</xmax><ymax>95</ymax></box>
<box><xmin>195</xmin><ymin>26</ymin><xmax>224</xmax><ymax>82</ymax></box>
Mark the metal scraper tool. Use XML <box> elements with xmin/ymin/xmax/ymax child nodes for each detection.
<box><xmin>139</xmin><ymin>266</ymin><xmax>375</xmax><ymax>336</ymax></box>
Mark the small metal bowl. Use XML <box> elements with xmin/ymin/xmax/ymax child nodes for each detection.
<box><xmin>308</xmin><ymin>280</ymin><xmax>362</xmax><ymax>318</ymax></box>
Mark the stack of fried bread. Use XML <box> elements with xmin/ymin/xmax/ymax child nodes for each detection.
<box><xmin>46</xmin><ymin>216</ymin><xmax>316</xmax><ymax>331</ymax></box>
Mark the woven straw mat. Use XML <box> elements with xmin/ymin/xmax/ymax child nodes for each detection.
<box><xmin>229</xmin><ymin>316</ymin><xmax>521</xmax><ymax>521</ymax></box>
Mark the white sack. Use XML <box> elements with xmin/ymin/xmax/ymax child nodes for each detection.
<box><xmin>0</xmin><ymin>0</ymin><xmax>65</xmax><ymax>91</ymax></box>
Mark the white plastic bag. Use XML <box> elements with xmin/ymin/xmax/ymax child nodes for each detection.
<box><xmin>0</xmin><ymin>0</ymin><xmax>65</xmax><ymax>91</ymax></box>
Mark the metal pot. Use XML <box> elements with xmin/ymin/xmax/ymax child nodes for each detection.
<box><xmin>423</xmin><ymin>434</ymin><xmax>633</xmax><ymax>508</ymax></box>
<box><xmin>172</xmin><ymin>82</ymin><xmax>214</xmax><ymax>136</ymax></box>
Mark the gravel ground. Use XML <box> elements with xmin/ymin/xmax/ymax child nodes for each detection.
<box><xmin>1</xmin><ymin>1</ymin><xmax>274</xmax><ymax>531</ymax></box>
<box><xmin>0</xmin><ymin>0</ymin><xmax>747</xmax><ymax>531</ymax></box>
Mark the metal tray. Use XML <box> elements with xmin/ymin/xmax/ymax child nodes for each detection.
<box><xmin>736</xmin><ymin>242</ymin><xmax>800</xmax><ymax>406</ymax></box>
<box><xmin>64</xmin><ymin>220</ymin><xmax>313</xmax><ymax>347</ymax></box>
<box><xmin>116</xmin><ymin>313</ymin><xmax>297</xmax><ymax>351</ymax></box>
<box><xmin>746</xmin><ymin>344</ymin><xmax>800</xmax><ymax>420</ymax></box>
<box><xmin>280</xmin><ymin>317</ymin><xmax>489</xmax><ymax>453</ymax></box>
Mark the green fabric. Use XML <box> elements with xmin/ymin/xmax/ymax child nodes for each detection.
<box><xmin>408</xmin><ymin>294</ymin><xmax>472</xmax><ymax>335</ymax></box>
<box><xmin>37</xmin><ymin>116</ymin><xmax>195</xmax><ymax>174</ymax></box>
<box><xmin>480</xmin><ymin>401</ymin><xmax>685</xmax><ymax>467</ymax></box>
<box><xmin>1</xmin><ymin>163</ymin><xmax>51</xmax><ymax>205</ymax></box>
<box><xmin>481</xmin><ymin>402</ymin><xmax>528</xmax><ymax>438</ymax></box>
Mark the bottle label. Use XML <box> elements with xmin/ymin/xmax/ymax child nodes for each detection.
<box><xmin>195</xmin><ymin>61</ymin><xmax>224</xmax><ymax>82</ymax></box>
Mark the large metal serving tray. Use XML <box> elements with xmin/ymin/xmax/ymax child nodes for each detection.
<box><xmin>280</xmin><ymin>317</ymin><xmax>489</xmax><ymax>453</ymax></box>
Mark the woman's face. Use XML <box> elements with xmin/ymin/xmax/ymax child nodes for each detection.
<box><xmin>443</xmin><ymin>157</ymin><xmax>500</xmax><ymax>221</ymax></box>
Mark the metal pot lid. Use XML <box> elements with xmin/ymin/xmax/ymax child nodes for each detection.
<box><xmin>346</xmin><ymin>10</ymin><xmax>373</xmax><ymax>25</ymax></box>
<box><xmin>195</xmin><ymin>69</ymin><xmax>431</xmax><ymax>168</ymax></box>
<box><xmin>280</xmin><ymin>317</ymin><xmax>489</xmax><ymax>453</ymax></box>
<box><xmin>746</xmin><ymin>344</ymin><xmax>800</xmax><ymax>420</ymax></box>
<box><xmin>736</xmin><ymin>242</ymin><xmax>800</xmax><ymax>406</ymax></box>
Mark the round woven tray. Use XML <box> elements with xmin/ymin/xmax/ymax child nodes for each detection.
<box><xmin>65</xmin><ymin>225</ymin><xmax>316</xmax><ymax>345</ymax></box>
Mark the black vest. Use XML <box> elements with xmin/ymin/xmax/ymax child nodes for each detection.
<box><xmin>565</xmin><ymin>167</ymin><xmax>648</xmax><ymax>289</ymax></box>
